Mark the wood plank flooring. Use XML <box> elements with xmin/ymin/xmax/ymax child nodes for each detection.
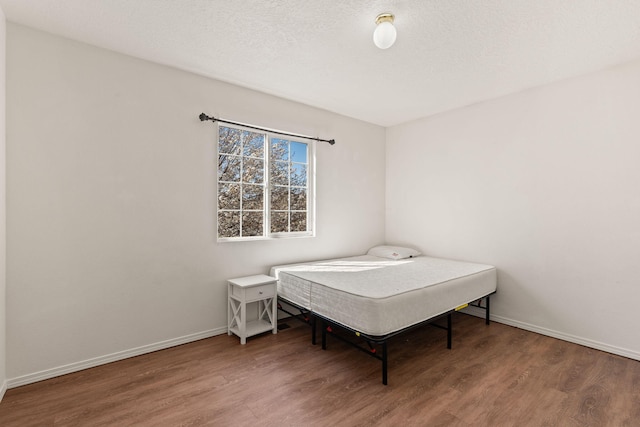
<box><xmin>1</xmin><ymin>313</ymin><xmax>639</xmax><ymax>426</ymax></box>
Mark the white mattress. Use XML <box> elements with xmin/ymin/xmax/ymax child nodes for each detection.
<box><xmin>270</xmin><ymin>255</ymin><xmax>496</xmax><ymax>336</ymax></box>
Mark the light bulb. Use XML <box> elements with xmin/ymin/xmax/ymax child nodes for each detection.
<box><xmin>373</xmin><ymin>14</ymin><xmax>396</xmax><ymax>49</ymax></box>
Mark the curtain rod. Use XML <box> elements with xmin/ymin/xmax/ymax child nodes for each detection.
<box><xmin>199</xmin><ymin>113</ymin><xmax>335</xmax><ymax>145</ymax></box>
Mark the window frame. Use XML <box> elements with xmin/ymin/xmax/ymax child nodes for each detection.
<box><xmin>216</xmin><ymin>122</ymin><xmax>316</xmax><ymax>242</ymax></box>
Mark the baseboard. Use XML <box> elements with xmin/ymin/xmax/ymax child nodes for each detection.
<box><xmin>7</xmin><ymin>326</ymin><xmax>228</xmax><ymax>389</ymax></box>
<box><xmin>462</xmin><ymin>306</ymin><xmax>640</xmax><ymax>361</ymax></box>
<box><xmin>0</xmin><ymin>379</ymin><xmax>7</xmax><ymax>402</ymax></box>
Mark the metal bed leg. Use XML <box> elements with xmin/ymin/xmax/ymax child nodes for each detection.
<box><xmin>311</xmin><ymin>315</ymin><xmax>317</xmax><ymax>345</ymax></box>
<box><xmin>382</xmin><ymin>341</ymin><xmax>388</xmax><ymax>385</ymax></box>
<box><xmin>321</xmin><ymin>320</ymin><xmax>327</xmax><ymax>350</ymax></box>
<box><xmin>447</xmin><ymin>313</ymin><xmax>452</xmax><ymax>349</ymax></box>
<box><xmin>486</xmin><ymin>295</ymin><xmax>491</xmax><ymax>325</ymax></box>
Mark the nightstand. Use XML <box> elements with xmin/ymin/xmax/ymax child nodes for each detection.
<box><xmin>227</xmin><ymin>274</ymin><xmax>278</xmax><ymax>344</ymax></box>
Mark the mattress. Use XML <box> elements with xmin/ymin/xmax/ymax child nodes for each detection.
<box><xmin>270</xmin><ymin>255</ymin><xmax>496</xmax><ymax>336</ymax></box>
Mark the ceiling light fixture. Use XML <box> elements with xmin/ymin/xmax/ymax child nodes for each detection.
<box><xmin>373</xmin><ymin>13</ymin><xmax>397</xmax><ymax>49</ymax></box>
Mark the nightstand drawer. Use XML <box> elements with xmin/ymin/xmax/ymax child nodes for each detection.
<box><xmin>245</xmin><ymin>283</ymin><xmax>275</xmax><ymax>301</ymax></box>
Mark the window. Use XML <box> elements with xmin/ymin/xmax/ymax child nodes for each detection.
<box><xmin>217</xmin><ymin>124</ymin><xmax>315</xmax><ymax>240</ymax></box>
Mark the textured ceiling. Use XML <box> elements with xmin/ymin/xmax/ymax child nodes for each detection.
<box><xmin>2</xmin><ymin>0</ymin><xmax>640</xmax><ymax>126</ymax></box>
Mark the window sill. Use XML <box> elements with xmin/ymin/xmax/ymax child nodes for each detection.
<box><xmin>217</xmin><ymin>232</ymin><xmax>315</xmax><ymax>243</ymax></box>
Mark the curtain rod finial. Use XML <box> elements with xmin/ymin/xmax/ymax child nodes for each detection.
<box><xmin>199</xmin><ymin>113</ymin><xmax>212</xmax><ymax>122</ymax></box>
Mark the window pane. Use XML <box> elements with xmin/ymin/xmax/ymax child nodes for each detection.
<box><xmin>271</xmin><ymin>160</ymin><xmax>289</xmax><ymax>186</ymax></box>
<box><xmin>218</xmin><ymin>183</ymin><xmax>240</xmax><ymax>210</ymax></box>
<box><xmin>218</xmin><ymin>127</ymin><xmax>242</xmax><ymax>155</ymax></box>
<box><xmin>242</xmin><ymin>212</ymin><xmax>263</xmax><ymax>236</ymax></box>
<box><xmin>290</xmin><ymin>142</ymin><xmax>307</xmax><ymax>163</ymax></box>
<box><xmin>271</xmin><ymin>139</ymin><xmax>289</xmax><ymax>162</ymax></box>
<box><xmin>243</xmin><ymin>133</ymin><xmax>265</xmax><ymax>158</ymax></box>
<box><xmin>218</xmin><ymin>155</ymin><xmax>241</xmax><ymax>182</ymax></box>
<box><xmin>271</xmin><ymin>211</ymin><xmax>289</xmax><ymax>233</ymax></box>
<box><xmin>290</xmin><ymin>188</ymin><xmax>307</xmax><ymax>210</ymax></box>
<box><xmin>268</xmin><ymin>139</ymin><xmax>310</xmax><ymax>236</ymax></box>
<box><xmin>243</xmin><ymin>157</ymin><xmax>264</xmax><ymax>183</ymax></box>
<box><xmin>291</xmin><ymin>212</ymin><xmax>307</xmax><ymax>232</ymax></box>
<box><xmin>271</xmin><ymin>186</ymin><xmax>289</xmax><ymax>210</ymax></box>
<box><xmin>291</xmin><ymin>163</ymin><xmax>307</xmax><ymax>187</ymax></box>
<box><xmin>243</xmin><ymin>185</ymin><xmax>264</xmax><ymax>210</ymax></box>
<box><xmin>218</xmin><ymin>211</ymin><xmax>240</xmax><ymax>238</ymax></box>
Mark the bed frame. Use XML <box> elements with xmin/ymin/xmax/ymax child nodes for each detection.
<box><xmin>278</xmin><ymin>291</ymin><xmax>495</xmax><ymax>385</ymax></box>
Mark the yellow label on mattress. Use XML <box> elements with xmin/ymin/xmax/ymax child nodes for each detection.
<box><xmin>455</xmin><ymin>303</ymin><xmax>469</xmax><ymax>311</ymax></box>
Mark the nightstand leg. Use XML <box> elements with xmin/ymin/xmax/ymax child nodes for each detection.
<box><xmin>240</xmin><ymin>301</ymin><xmax>247</xmax><ymax>345</ymax></box>
<box><xmin>227</xmin><ymin>283</ymin><xmax>232</xmax><ymax>336</ymax></box>
<box><xmin>271</xmin><ymin>297</ymin><xmax>277</xmax><ymax>334</ymax></box>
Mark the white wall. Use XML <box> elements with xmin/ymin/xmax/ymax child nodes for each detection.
<box><xmin>5</xmin><ymin>24</ymin><xmax>386</xmax><ymax>384</ymax></box>
<box><xmin>386</xmin><ymin>59</ymin><xmax>640</xmax><ymax>359</ymax></box>
<box><xmin>0</xmin><ymin>5</ymin><xmax>7</xmax><ymax>400</ymax></box>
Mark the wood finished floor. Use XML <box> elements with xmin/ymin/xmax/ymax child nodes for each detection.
<box><xmin>1</xmin><ymin>313</ymin><xmax>639</xmax><ymax>426</ymax></box>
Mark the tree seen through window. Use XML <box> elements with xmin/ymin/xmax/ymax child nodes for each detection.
<box><xmin>217</xmin><ymin>125</ymin><xmax>312</xmax><ymax>239</ymax></box>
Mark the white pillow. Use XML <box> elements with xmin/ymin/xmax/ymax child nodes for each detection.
<box><xmin>367</xmin><ymin>245</ymin><xmax>421</xmax><ymax>260</ymax></box>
